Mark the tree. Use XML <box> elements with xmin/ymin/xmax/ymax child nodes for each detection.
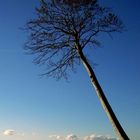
<box><xmin>24</xmin><ymin>0</ymin><xmax>129</xmax><ymax>139</ymax></box>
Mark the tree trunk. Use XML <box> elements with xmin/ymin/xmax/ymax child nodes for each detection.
<box><xmin>77</xmin><ymin>47</ymin><xmax>130</xmax><ymax>140</ymax></box>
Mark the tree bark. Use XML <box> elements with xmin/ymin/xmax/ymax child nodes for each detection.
<box><xmin>77</xmin><ymin>46</ymin><xmax>130</xmax><ymax>140</ymax></box>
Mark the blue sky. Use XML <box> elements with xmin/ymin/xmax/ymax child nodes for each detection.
<box><xmin>0</xmin><ymin>0</ymin><xmax>140</xmax><ymax>140</ymax></box>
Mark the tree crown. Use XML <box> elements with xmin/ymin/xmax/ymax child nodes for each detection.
<box><xmin>25</xmin><ymin>0</ymin><xmax>123</xmax><ymax>79</ymax></box>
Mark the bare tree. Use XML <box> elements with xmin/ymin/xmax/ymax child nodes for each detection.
<box><xmin>24</xmin><ymin>0</ymin><xmax>129</xmax><ymax>139</ymax></box>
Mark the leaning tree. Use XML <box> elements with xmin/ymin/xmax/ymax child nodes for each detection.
<box><xmin>24</xmin><ymin>0</ymin><xmax>129</xmax><ymax>139</ymax></box>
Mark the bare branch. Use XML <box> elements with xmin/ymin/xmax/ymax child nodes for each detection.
<box><xmin>24</xmin><ymin>0</ymin><xmax>123</xmax><ymax>79</ymax></box>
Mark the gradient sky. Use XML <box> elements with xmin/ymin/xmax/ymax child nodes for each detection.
<box><xmin>0</xmin><ymin>0</ymin><xmax>140</xmax><ymax>140</ymax></box>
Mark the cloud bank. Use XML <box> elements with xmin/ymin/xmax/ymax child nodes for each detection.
<box><xmin>49</xmin><ymin>134</ymin><xmax>117</xmax><ymax>140</ymax></box>
<box><xmin>84</xmin><ymin>134</ymin><xmax>117</xmax><ymax>140</ymax></box>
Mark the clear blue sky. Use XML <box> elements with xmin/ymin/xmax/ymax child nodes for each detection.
<box><xmin>0</xmin><ymin>0</ymin><xmax>140</xmax><ymax>140</ymax></box>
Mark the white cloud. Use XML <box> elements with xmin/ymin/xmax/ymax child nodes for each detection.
<box><xmin>66</xmin><ymin>134</ymin><xmax>79</xmax><ymax>140</ymax></box>
<box><xmin>3</xmin><ymin>129</ymin><xmax>15</xmax><ymax>136</ymax></box>
<box><xmin>84</xmin><ymin>134</ymin><xmax>117</xmax><ymax>140</ymax></box>
<box><xmin>49</xmin><ymin>135</ymin><xmax>64</xmax><ymax>140</ymax></box>
<box><xmin>49</xmin><ymin>134</ymin><xmax>78</xmax><ymax>140</ymax></box>
<box><xmin>49</xmin><ymin>134</ymin><xmax>116</xmax><ymax>140</ymax></box>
